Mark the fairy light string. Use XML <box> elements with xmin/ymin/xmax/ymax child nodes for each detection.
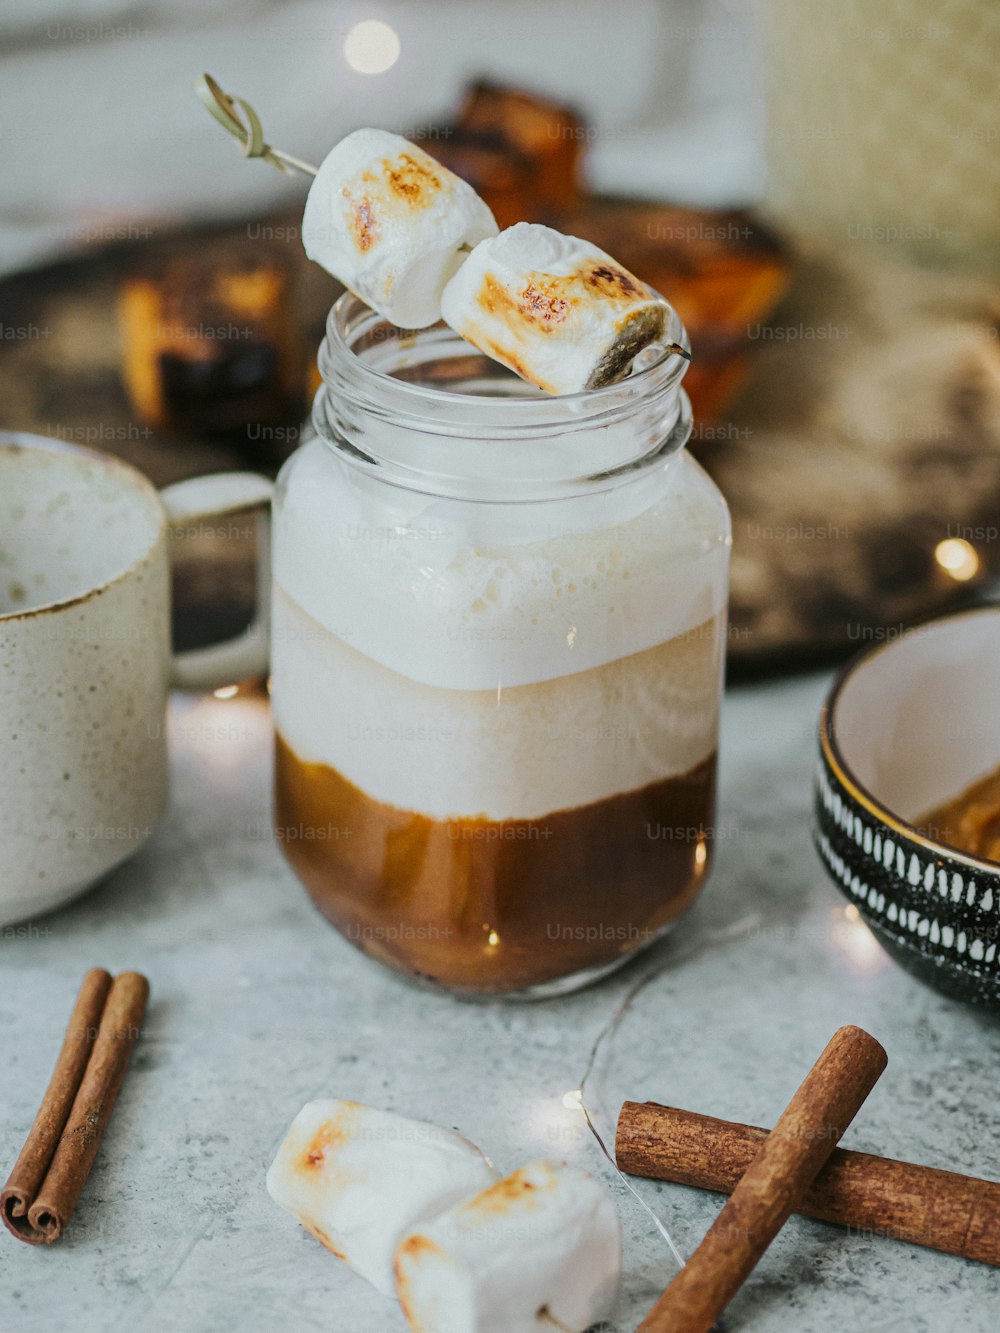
<box><xmin>576</xmin><ymin>913</ymin><xmax>763</xmax><ymax>1275</ymax></box>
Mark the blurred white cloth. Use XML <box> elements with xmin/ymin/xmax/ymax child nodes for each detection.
<box><xmin>0</xmin><ymin>0</ymin><xmax>764</xmax><ymax>276</ymax></box>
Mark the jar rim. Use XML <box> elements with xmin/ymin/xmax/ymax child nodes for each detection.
<box><xmin>321</xmin><ymin>290</ymin><xmax>691</xmax><ymax>418</ymax></box>
<box><xmin>311</xmin><ymin>292</ymin><xmax>694</xmax><ymax>500</ymax></box>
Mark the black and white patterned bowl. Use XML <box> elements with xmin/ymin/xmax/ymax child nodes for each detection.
<box><xmin>815</xmin><ymin>605</ymin><xmax>1000</xmax><ymax>1007</ymax></box>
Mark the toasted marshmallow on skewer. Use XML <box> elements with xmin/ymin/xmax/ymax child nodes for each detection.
<box><xmin>440</xmin><ymin>222</ymin><xmax>675</xmax><ymax>396</ymax></box>
<box><xmin>302</xmin><ymin>129</ymin><xmax>498</xmax><ymax>328</ymax></box>
<box><xmin>395</xmin><ymin>1160</ymin><xmax>623</xmax><ymax>1333</ymax></box>
<box><xmin>266</xmin><ymin>1100</ymin><xmax>498</xmax><ymax>1296</ymax></box>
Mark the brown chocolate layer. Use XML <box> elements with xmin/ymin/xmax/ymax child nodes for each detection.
<box><xmin>919</xmin><ymin>762</ymin><xmax>1000</xmax><ymax>863</ymax></box>
<box><xmin>275</xmin><ymin>735</ymin><xmax>717</xmax><ymax>993</ymax></box>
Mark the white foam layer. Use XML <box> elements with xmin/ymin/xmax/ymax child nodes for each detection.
<box><xmin>271</xmin><ymin>584</ymin><xmax>723</xmax><ymax>820</ymax></box>
<box><xmin>274</xmin><ymin>438</ymin><xmax>728</xmax><ymax>693</ymax></box>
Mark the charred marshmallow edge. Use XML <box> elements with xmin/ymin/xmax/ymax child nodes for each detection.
<box><xmin>394</xmin><ymin>1160</ymin><xmax>623</xmax><ymax>1333</ymax></box>
<box><xmin>265</xmin><ymin>1100</ymin><xmax>499</xmax><ymax>1296</ymax></box>
<box><xmin>302</xmin><ymin>129</ymin><xmax>499</xmax><ymax>329</ymax></box>
<box><xmin>441</xmin><ymin>222</ymin><xmax>674</xmax><ymax>396</ymax></box>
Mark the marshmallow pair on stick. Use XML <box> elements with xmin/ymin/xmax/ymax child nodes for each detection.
<box><xmin>266</xmin><ymin>1099</ymin><xmax>622</xmax><ymax>1332</ymax></box>
<box><xmin>302</xmin><ymin>129</ymin><xmax>676</xmax><ymax>395</ymax></box>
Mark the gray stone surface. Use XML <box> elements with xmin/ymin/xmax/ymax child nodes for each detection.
<box><xmin>2</xmin><ymin>672</ymin><xmax>998</xmax><ymax>1332</ymax></box>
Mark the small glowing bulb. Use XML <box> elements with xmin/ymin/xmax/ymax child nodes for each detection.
<box><xmin>343</xmin><ymin>19</ymin><xmax>401</xmax><ymax>75</ymax></box>
<box><xmin>695</xmin><ymin>841</ymin><xmax>708</xmax><ymax>867</ymax></box>
<box><xmin>213</xmin><ymin>684</ymin><xmax>239</xmax><ymax>699</ymax></box>
<box><xmin>562</xmin><ymin>1089</ymin><xmax>584</xmax><ymax>1111</ymax></box>
<box><xmin>487</xmin><ymin>930</ymin><xmax>500</xmax><ymax>948</ymax></box>
<box><xmin>934</xmin><ymin>538</ymin><xmax>979</xmax><ymax>582</ymax></box>
<box><xmin>831</xmin><ymin>905</ymin><xmax>885</xmax><ymax>973</ymax></box>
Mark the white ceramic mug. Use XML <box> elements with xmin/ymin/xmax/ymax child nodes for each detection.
<box><xmin>0</xmin><ymin>433</ymin><xmax>272</xmax><ymax>925</ymax></box>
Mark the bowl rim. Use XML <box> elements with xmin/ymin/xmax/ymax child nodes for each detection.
<box><xmin>820</xmin><ymin>603</ymin><xmax>1000</xmax><ymax>877</ymax></box>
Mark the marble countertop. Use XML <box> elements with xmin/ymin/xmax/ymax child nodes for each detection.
<box><xmin>3</xmin><ymin>671</ymin><xmax>998</xmax><ymax>1333</ymax></box>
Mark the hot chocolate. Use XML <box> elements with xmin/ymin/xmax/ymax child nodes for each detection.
<box><xmin>271</xmin><ymin>380</ymin><xmax>728</xmax><ymax>994</ymax></box>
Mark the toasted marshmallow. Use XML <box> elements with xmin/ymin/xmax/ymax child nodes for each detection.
<box><xmin>302</xmin><ymin>129</ymin><xmax>498</xmax><ymax>328</ymax></box>
<box><xmin>395</xmin><ymin>1160</ymin><xmax>622</xmax><ymax>1332</ymax></box>
<box><xmin>266</xmin><ymin>1100</ymin><xmax>498</xmax><ymax>1297</ymax></box>
<box><xmin>441</xmin><ymin>222</ymin><xmax>671</xmax><ymax>396</ymax></box>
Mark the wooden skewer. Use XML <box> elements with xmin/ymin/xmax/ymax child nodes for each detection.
<box><xmin>638</xmin><ymin>1025</ymin><xmax>887</xmax><ymax>1333</ymax></box>
<box><xmin>196</xmin><ymin>74</ymin><xmax>318</xmax><ymax>177</ymax></box>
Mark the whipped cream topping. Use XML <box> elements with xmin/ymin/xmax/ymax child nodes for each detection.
<box><xmin>302</xmin><ymin>129</ymin><xmax>498</xmax><ymax>329</ymax></box>
<box><xmin>440</xmin><ymin>222</ymin><xmax>669</xmax><ymax>395</ymax></box>
<box><xmin>274</xmin><ymin>439</ymin><xmax>726</xmax><ymax>693</ymax></box>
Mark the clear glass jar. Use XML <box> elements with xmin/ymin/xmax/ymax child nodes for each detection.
<box><xmin>272</xmin><ymin>293</ymin><xmax>730</xmax><ymax>997</ymax></box>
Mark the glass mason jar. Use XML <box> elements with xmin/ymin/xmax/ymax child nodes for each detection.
<box><xmin>272</xmin><ymin>293</ymin><xmax>730</xmax><ymax>997</ymax></box>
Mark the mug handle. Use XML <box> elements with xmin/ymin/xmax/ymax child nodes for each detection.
<box><xmin>159</xmin><ymin>472</ymin><xmax>274</xmax><ymax>691</ymax></box>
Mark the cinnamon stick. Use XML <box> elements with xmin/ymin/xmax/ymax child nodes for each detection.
<box><xmin>2</xmin><ymin>969</ymin><xmax>149</xmax><ymax>1244</ymax></box>
<box><xmin>1</xmin><ymin>968</ymin><xmax>111</xmax><ymax>1240</ymax></box>
<box><xmin>617</xmin><ymin>1102</ymin><xmax>1000</xmax><ymax>1267</ymax></box>
<box><xmin>638</xmin><ymin>1025</ymin><xmax>887</xmax><ymax>1333</ymax></box>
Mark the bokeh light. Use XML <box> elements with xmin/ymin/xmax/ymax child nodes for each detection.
<box><xmin>343</xmin><ymin>20</ymin><xmax>401</xmax><ymax>75</ymax></box>
<box><xmin>934</xmin><ymin>538</ymin><xmax>980</xmax><ymax>582</ymax></box>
